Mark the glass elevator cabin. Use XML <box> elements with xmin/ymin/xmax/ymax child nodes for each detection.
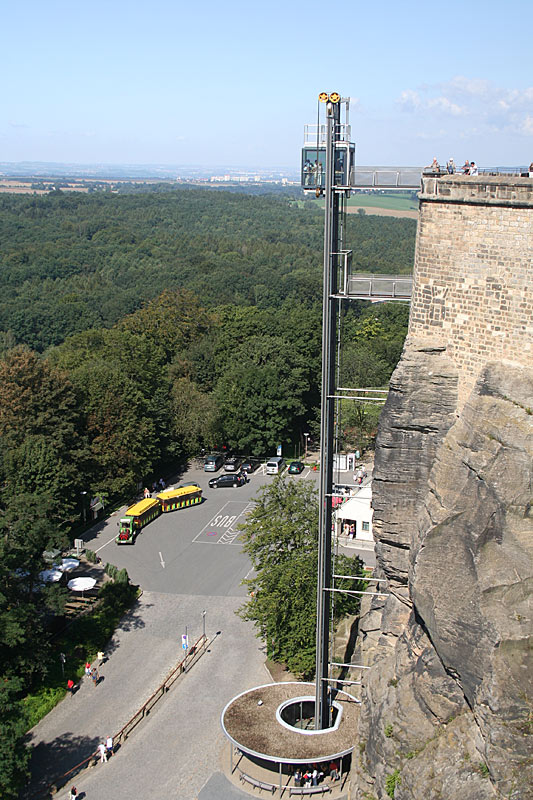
<box><xmin>301</xmin><ymin>124</ymin><xmax>356</xmax><ymax>191</ymax></box>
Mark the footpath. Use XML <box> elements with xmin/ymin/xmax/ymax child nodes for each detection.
<box><xmin>25</xmin><ymin>592</ymin><xmax>267</xmax><ymax>800</ymax></box>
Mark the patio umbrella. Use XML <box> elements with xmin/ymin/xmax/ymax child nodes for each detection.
<box><xmin>42</xmin><ymin>548</ymin><xmax>61</xmax><ymax>563</ymax></box>
<box><xmin>60</xmin><ymin>558</ymin><xmax>80</xmax><ymax>573</ymax></box>
<box><xmin>67</xmin><ymin>576</ymin><xmax>96</xmax><ymax>597</ymax></box>
<box><xmin>39</xmin><ymin>568</ymin><xmax>63</xmax><ymax>583</ymax></box>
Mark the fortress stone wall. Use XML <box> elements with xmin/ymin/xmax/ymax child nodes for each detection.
<box><xmin>354</xmin><ymin>174</ymin><xmax>533</xmax><ymax>799</ymax></box>
<box><xmin>408</xmin><ymin>174</ymin><xmax>533</xmax><ymax>411</ymax></box>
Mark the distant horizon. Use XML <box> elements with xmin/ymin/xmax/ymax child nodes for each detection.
<box><xmin>0</xmin><ymin>159</ymin><xmax>528</xmax><ymax>183</ymax></box>
<box><xmin>0</xmin><ymin>159</ymin><xmax>422</xmax><ymax>182</ymax></box>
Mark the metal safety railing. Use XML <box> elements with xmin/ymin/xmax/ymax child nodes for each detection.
<box><xmin>340</xmin><ymin>273</ymin><xmax>413</xmax><ymax>301</ymax></box>
<box><xmin>350</xmin><ymin>168</ymin><xmax>423</xmax><ymax>188</ymax></box>
<box><xmin>303</xmin><ymin>123</ymin><xmax>352</xmax><ymax>145</ymax></box>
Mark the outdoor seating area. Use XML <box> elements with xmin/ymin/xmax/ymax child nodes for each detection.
<box><xmin>40</xmin><ymin>553</ymin><xmax>106</xmax><ymax>617</ymax></box>
<box><xmin>230</xmin><ymin>753</ymin><xmax>345</xmax><ymax>798</ymax></box>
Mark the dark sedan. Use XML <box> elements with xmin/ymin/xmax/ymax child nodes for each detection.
<box><xmin>241</xmin><ymin>458</ymin><xmax>259</xmax><ymax>474</ymax></box>
<box><xmin>208</xmin><ymin>473</ymin><xmax>247</xmax><ymax>488</ymax></box>
<box><xmin>288</xmin><ymin>461</ymin><xmax>305</xmax><ymax>474</ymax></box>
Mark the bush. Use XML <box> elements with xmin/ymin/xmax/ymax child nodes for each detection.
<box><xmin>115</xmin><ymin>568</ymin><xmax>129</xmax><ymax>585</ymax></box>
<box><xmin>385</xmin><ymin>769</ymin><xmax>401</xmax><ymax>798</ymax></box>
<box><xmin>85</xmin><ymin>549</ymin><xmax>97</xmax><ymax>563</ymax></box>
<box><xmin>105</xmin><ymin>563</ymin><xmax>118</xmax><ymax>579</ymax></box>
<box><xmin>23</xmin><ymin>686</ymin><xmax>66</xmax><ymax>730</ymax></box>
<box><xmin>99</xmin><ymin>580</ymin><xmax>137</xmax><ymax>607</ymax></box>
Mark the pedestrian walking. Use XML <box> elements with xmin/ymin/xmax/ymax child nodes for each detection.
<box><xmin>91</xmin><ymin>667</ymin><xmax>99</xmax><ymax>688</ymax></box>
<box><xmin>84</xmin><ymin>661</ymin><xmax>91</xmax><ymax>677</ymax></box>
<box><xmin>97</xmin><ymin>650</ymin><xmax>104</xmax><ymax>665</ymax></box>
<box><xmin>98</xmin><ymin>742</ymin><xmax>108</xmax><ymax>763</ymax></box>
<box><xmin>67</xmin><ymin>679</ymin><xmax>75</xmax><ymax>695</ymax></box>
<box><xmin>69</xmin><ymin>787</ymin><xmax>78</xmax><ymax>800</ymax></box>
<box><xmin>106</xmin><ymin>735</ymin><xmax>114</xmax><ymax>758</ymax></box>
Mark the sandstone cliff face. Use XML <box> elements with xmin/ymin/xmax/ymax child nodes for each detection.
<box><xmin>354</xmin><ymin>350</ymin><xmax>533</xmax><ymax>800</ymax></box>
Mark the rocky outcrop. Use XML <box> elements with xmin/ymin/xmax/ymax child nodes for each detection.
<box><xmin>354</xmin><ymin>353</ymin><xmax>533</xmax><ymax>800</ymax></box>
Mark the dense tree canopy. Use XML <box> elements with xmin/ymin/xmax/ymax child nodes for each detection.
<box><xmin>0</xmin><ymin>349</ymin><xmax>87</xmax><ymax>524</ymax></box>
<box><xmin>0</xmin><ymin>190</ymin><xmax>416</xmax><ymax>351</ymax></box>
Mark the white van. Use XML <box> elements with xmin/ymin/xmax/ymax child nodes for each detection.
<box><xmin>266</xmin><ymin>456</ymin><xmax>286</xmax><ymax>475</ymax></box>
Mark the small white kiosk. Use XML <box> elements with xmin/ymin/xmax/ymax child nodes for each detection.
<box><xmin>335</xmin><ymin>485</ymin><xmax>373</xmax><ymax>543</ymax></box>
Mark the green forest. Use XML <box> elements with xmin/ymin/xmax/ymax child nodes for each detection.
<box><xmin>0</xmin><ymin>187</ymin><xmax>415</xmax><ymax>795</ymax></box>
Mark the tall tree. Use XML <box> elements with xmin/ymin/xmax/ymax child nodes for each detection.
<box><xmin>0</xmin><ymin>677</ymin><xmax>31</xmax><ymax>798</ymax></box>
<box><xmin>0</xmin><ymin>348</ymin><xmax>86</xmax><ymax>524</ymax></box>
<box><xmin>238</xmin><ymin>478</ymin><xmax>365</xmax><ymax>677</ymax></box>
<box><xmin>214</xmin><ymin>336</ymin><xmax>310</xmax><ymax>454</ymax></box>
<box><xmin>118</xmin><ymin>288</ymin><xmax>214</xmax><ymax>360</ymax></box>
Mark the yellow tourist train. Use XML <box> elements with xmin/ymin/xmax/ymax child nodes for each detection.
<box><xmin>116</xmin><ymin>485</ymin><xmax>203</xmax><ymax>544</ymax></box>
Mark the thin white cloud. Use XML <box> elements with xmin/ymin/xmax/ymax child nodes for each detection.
<box><xmin>519</xmin><ymin>115</ymin><xmax>533</xmax><ymax>135</ymax></box>
<box><xmin>427</xmin><ymin>96</ymin><xmax>464</xmax><ymax>116</ymax></box>
<box><xmin>397</xmin><ymin>76</ymin><xmax>533</xmax><ymax>136</ymax></box>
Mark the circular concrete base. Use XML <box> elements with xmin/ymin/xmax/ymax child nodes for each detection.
<box><xmin>221</xmin><ymin>682</ymin><xmax>358</xmax><ymax>763</ymax></box>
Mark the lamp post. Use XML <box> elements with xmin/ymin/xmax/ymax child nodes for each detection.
<box><xmin>80</xmin><ymin>491</ymin><xmax>88</xmax><ymax>524</ymax></box>
<box><xmin>304</xmin><ymin>433</ymin><xmax>310</xmax><ymax>461</ymax></box>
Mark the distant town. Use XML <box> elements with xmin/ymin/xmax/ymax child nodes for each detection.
<box><xmin>0</xmin><ymin>161</ymin><xmax>301</xmax><ymax>194</ymax></box>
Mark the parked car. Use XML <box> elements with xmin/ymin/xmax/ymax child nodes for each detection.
<box><xmin>204</xmin><ymin>453</ymin><xmax>224</xmax><ymax>472</ymax></box>
<box><xmin>266</xmin><ymin>456</ymin><xmax>286</xmax><ymax>475</ymax></box>
<box><xmin>288</xmin><ymin>461</ymin><xmax>305</xmax><ymax>475</ymax></box>
<box><xmin>208</xmin><ymin>473</ymin><xmax>246</xmax><ymax>489</ymax></box>
<box><xmin>241</xmin><ymin>458</ymin><xmax>259</xmax><ymax>473</ymax></box>
<box><xmin>224</xmin><ymin>456</ymin><xmax>242</xmax><ymax>472</ymax></box>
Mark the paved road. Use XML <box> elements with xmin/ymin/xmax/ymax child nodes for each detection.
<box><xmin>25</xmin><ymin>463</ymin><xmax>368</xmax><ymax>799</ymax></box>
<box><xmin>26</xmin><ymin>592</ymin><xmax>266</xmax><ymax>800</ymax></box>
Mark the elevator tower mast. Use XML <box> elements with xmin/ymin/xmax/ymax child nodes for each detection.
<box><xmin>305</xmin><ymin>92</ymin><xmax>354</xmax><ymax>730</ymax></box>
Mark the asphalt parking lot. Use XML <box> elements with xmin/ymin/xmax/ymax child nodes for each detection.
<box><xmin>82</xmin><ymin>463</ymin><xmax>320</xmax><ymax>596</ymax></box>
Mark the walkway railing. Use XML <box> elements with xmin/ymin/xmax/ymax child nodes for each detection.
<box><xmin>37</xmin><ymin>633</ymin><xmax>209</xmax><ymax>798</ymax></box>
<box><xmin>342</xmin><ymin>273</ymin><xmax>413</xmax><ymax>302</ymax></box>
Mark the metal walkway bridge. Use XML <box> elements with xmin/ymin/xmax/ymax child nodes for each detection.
<box><xmin>335</xmin><ymin>272</ymin><xmax>413</xmax><ymax>302</ymax></box>
<box><xmin>349</xmin><ymin>167</ymin><xmax>422</xmax><ymax>190</ymax></box>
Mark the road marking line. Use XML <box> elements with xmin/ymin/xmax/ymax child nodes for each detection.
<box><xmin>216</xmin><ymin>503</ymin><xmax>253</xmax><ymax>545</ymax></box>
<box><xmin>192</xmin><ymin>500</ymin><xmax>232</xmax><ymax>542</ymax></box>
<box><xmin>95</xmin><ymin>536</ymin><xmax>117</xmax><ymax>553</ymax></box>
<box><xmin>159</xmin><ymin>551</ymin><xmax>165</xmax><ymax>568</ymax></box>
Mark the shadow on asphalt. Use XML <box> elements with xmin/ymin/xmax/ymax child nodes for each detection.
<box><xmin>23</xmin><ymin>731</ymin><xmax>101</xmax><ymax>800</ymax></box>
<box><xmin>198</xmin><ymin>771</ymin><xmax>252</xmax><ymax>800</ymax></box>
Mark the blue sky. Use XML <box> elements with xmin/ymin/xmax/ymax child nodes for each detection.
<box><xmin>1</xmin><ymin>0</ymin><xmax>532</xmax><ymax>170</ymax></box>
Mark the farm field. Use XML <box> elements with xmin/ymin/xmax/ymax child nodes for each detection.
<box><xmin>305</xmin><ymin>191</ymin><xmax>419</xmax><ymax>218</ymax></box>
